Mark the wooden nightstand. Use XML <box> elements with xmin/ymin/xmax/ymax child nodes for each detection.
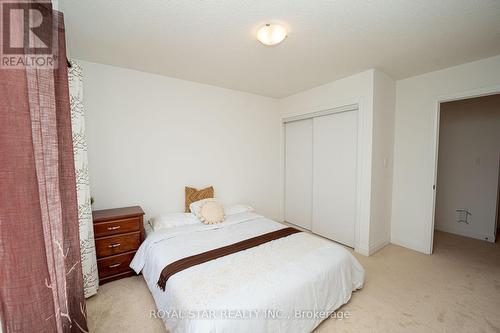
<box><xmin>92</xmin><ymin>206</ymin><xmax>145</xmax><ymax>284</ymax></box>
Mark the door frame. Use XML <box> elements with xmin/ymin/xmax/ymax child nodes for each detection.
<box><xmin>282</xmin><ymin>103</ymin><xmax>363</xmax><ymax>252</ymax></box>
<box><xmin>495</xmin><ymin>157</ymin><xmax>500</xmax><ymax>241</ymax></box>
<box><xmin>428</xmin><ymin>85</ymin><xmax>500</xmax><ymax>254</ymax></box>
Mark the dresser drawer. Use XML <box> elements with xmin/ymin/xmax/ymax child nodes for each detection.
<box><xmin>97</xmin><ymin>251</ymin><xmax>136</xmax><ymax>278</ymax></box>
<box><xmin>93</xmin><ymin>217</ymin><xmax>141</xmax><ymax>238</ymax></box>
<box><xmin>96</xmin><ymin>232</ymin><xmax>140</xmax><ymax>258</ymax></box>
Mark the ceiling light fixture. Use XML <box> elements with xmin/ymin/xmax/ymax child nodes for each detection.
<box><xmin>256</xmin><ymin>23</ymin><xmax>287</xmax><ymax>46</ymax></box>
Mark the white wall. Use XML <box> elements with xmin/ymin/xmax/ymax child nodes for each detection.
<box><xmin>391</xmin><ymin>55</ymin><xmax>500</xmax><ymax>254</ymax></box>
<box><xmin>369</xmin><ymin>70</ymin><xmax>396</xmax><ymax>253</ymax></box>
<box><xmin>81</xmin><ymin>52</ymin><xmax>500</xmax><ymax>257</ymax></box>
<box><xmin>80</xmin><ymin>60</ymin><xmax>282</xmax><ymax>221</ymax></box>
<box><xmin>435</xmin><ymin>94</ymin><xmax>500</xmax><ymax>242</ymax></box>
<box><xmin>82</xmin><ymin>61</ymin><xmax>397</xmax><ymax>256</ymax></box>
<box><xmin>279</xmin><ymin>70</ymin><xmax>377</xmax><ymax>255</ymax></box>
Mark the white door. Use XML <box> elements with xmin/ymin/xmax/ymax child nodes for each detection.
<box><xmin>285</xmin><ymin>119</ymin><xmax>313</xmax><ymax>229</ymax></box>
<box><xmin>312</xmin><ymin>111</ymin><xmax>357</xmax><ymax>247</ymax></box>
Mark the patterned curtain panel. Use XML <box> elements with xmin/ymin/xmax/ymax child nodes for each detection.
<box><xmin>68</xmin><ymin>60</ymin><xmax>99</xmax><ymax>298</ymax></box>
<box><xmin>0</xmin><ymin>10</ymin><xmax>88</xmax><ymax>332</ymax></box>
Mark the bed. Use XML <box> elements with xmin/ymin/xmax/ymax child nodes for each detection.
<box><xmin>130</xmin><ymin>211</ymin><xmax>365</xmax><ymax>333</ymax></box>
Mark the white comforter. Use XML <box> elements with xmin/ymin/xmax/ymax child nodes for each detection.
<box><xmin>130</xmin><ymin>212</ymin><xmax>365</xmax><ymax>333</ymax></box>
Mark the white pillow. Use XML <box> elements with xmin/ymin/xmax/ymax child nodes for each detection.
<box><xmin>197</xmin><ymin>200</ymin><xmax>225</xmax><ymax>224</ymax></box>
<box><xmin>190</xmin><ymin>198</ymin><xmax>221</xmax><ymax>216</ymax></box>
<box><xmin>150</xmin><ymin>212</ymin><xmax>199</xmax><ymax>231</ymax></box>
<box><xmin>224</xmin><ymin>203</ymin><xmax>254</xmax><ymax>216</ymax></box>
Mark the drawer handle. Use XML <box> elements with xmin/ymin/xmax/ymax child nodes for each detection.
<box><xmin>108</xmin><ymin>243</ymin><xmax>121</xmax><ymax>248</ymax></box>
<box><xmin>107</xmin><ymin>226</ymin><xmax>121</xmax><ymax>231</ymax></box>
<box><xmin>109</xmin><ymin>263</ymin><xmax>121</xmax><ymax>268</ymax></box>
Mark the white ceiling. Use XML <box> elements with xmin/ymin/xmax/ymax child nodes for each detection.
<box><xmin>61</xmin><ymin>0</ymin><xmax>500</xmax><ymax>98</ymax></box>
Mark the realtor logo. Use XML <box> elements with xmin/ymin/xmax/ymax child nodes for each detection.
<box><xmin>1</xmin><ymin>0</ymin><xmax>58</xmax><ymax>68</ymax></box>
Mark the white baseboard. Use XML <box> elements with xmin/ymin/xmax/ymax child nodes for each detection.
<box><xmin>435</xmin><ymin>227</ymin><xmax>496</xmax><ymax>243</ymax></box>
<box><xmin>355</xmin><ymin>246</ymin><xmax>369</xmax><ymax>256</ymax></box>
<box><xmin>368</xmin><ymin>238</ymin><xmax>390</xmax><ymax>255</ymax></box>
<box><xmin>355</xmin><ymin>239</ymin><xmax>390</xmax><ymax>256</ymax></box>
<box><xmin>391</xmin><ymin>237</ymin><xmax>430</xmax><ymax>254</ymax></box>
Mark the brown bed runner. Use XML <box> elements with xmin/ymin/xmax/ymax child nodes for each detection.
<box><xmin>157</xmin><ymin>227</ymin><xmax>301</xmax><ymax>291</ymax></box>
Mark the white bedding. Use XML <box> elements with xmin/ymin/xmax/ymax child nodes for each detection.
<box><xmin>131</xmin><ymin>212</ymin><xmax>365</xmax><ymax>333</ymax></box>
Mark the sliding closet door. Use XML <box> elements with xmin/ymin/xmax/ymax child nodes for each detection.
<box><xmin>285</xmin><ymin>119</ymin><xmax>313</xmax><ymax>229</ymax></box>
<box><xmin>312</xmin><ymin>111</ymin><xmax>357</xmax><ymax>247</ymax></box>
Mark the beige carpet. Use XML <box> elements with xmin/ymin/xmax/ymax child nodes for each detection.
<box><xmin>86</xmin><ymin>231</ymin><xmax>500</xmax><ymax>332</ymax></box>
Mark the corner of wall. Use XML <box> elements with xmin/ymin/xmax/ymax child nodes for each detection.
<box><xmin>368</xmin><ymin>69</ymin><xmax>396</xmax><ymax>254</ymax></box>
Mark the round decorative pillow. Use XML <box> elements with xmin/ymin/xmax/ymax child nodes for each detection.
<box><xmin>198</xmin><ymin>200</ymin><xmax>225</xmax><ymax>224</ymax></box>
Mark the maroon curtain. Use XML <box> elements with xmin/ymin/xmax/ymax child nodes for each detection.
<box><xmin>0</xmin><ymin>7</ymin><xmax>88</xmax><ymax>333</ymax></box>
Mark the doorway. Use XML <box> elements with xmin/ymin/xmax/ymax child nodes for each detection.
<box><xmin>432</xmin><ymin>93</ymin><xmax>500</xmax><ymax>249</ymax></box>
